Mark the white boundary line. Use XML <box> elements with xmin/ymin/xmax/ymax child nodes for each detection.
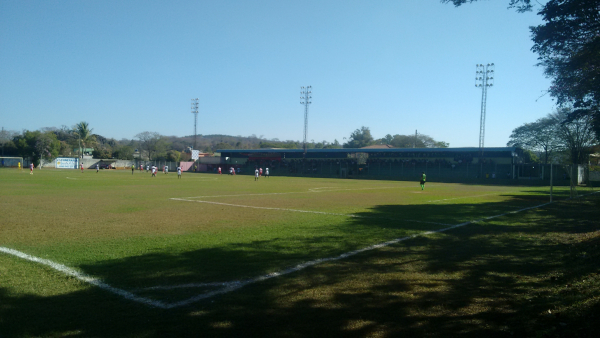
<box><xmin>0</xmin><ymin>247</ymin><xmax>169</xmax><ymax>309</ymax></box>
<box><xmin>169</xmin><ymin>197</ymin><xmax>452</xmax><ymax>227</ymax></box>
<box><xmin>2</xmin><ymin>191</ymin><xmax>597</xmax><ymax>309</ymax></box>
<box><xmin>426</xmin><ymin>193</ymin><xmax>498</xmax><ymax>203</ymax></box>
<box><xmin>180</xmin><ymin>186</ymin><xmax>398</xmax><ymax>200</ymax></box>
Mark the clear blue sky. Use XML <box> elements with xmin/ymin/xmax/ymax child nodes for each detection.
<box><xmin>0</xmin><ymin>0</ymin><xmax>554</xmax><ymax>148</ymax></box>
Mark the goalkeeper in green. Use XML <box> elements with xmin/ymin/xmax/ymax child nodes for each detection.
<box><xmin>420</xmin><ymin>172</ymin><xmax>426</xmax><ymax>190</ymax></box>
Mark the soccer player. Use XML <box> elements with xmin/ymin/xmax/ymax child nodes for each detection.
<box><xmin>96</xmin><ymin>164</ymin><xmax>99</xmax><ymax>173</ymax></box>
<box><xmin>218</xmin><ymin>166</ymin><xmax>222</xmax><ymax>175</ymax></box>
<box><xmin>255</xmin><ymin>168</ymin><xmax>259</xmax><ymax>181</ymax></box>
<box><xmin>29</xmin><ymin>162</ymin><xmax>34</xmax><ymax>175</ymax></box>
<box><xmin>131</xmin><ymin>164</ymin><xmax>135</xmax><ymax>175</ymax></box>
<box><xmin>18</xmin><ymin>162</ymin><xmax>21</xmax><ymax>171</ymax></box>
<box><xmin>265</xmin><ymin>167</ymin><xmax>269</xmax><ymax>178</ymax></box>
<box><xmin>165</xmin><ymin>165</ymin><xmax>168</xmax><ymax>174</ymax></box>
<box><xmin>151</xmin><ymin>166</ymin><xmax>156</xmax><ymax>177</ymax></box>
<box><xmin>177</xmin><ymin>166</ymin><xmax>182</xmax><ymax>179</ymax></box>
<box><xmin>163</xmin><ymin>165</ymin><xmax>166</xmax><ymax>174</ymax></box>
<box><xmin>146</xmin><ymin>165</ymin><xmax>150</xmax><ymax>172</ymax></box>
<box><xmin>81</xmin><ymin>163</ymin><xmax>84</xmax><ymax>173</ymax></box>
<box><xmin>259</xmin><ymin>168</ymin><xmax>263</xmax><ymax>177</ymax></box>
<box><xmin>139</xmin><ymin>164</ymin><xmax>143</xmax><ymax>171</ymax></box>
<box><xmin>420</xmin><ymin>172</ymin><xmax>426</xmax><ymax>190</ymax></box>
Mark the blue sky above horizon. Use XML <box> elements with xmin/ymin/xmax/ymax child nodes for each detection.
<box><xmin>0</xmin><ymin>0</ymin><xmax>555</xmax><ymax>147</ymax></box>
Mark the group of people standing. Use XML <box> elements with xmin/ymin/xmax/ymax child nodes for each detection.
<box><xmin>19</xmin><ymin>160</ymin><xmax>424</xmax><ymax>189</ymax></box>
<box><xmin>255</xmin><ymin>167</ymin><xmax>269</xmax><ymax>181</ymax></box>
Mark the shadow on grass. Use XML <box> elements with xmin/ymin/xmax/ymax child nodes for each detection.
<box><xmin>72</xmin><ymin>190</ymin><xmax>569</xmax><ymax>290</ymax></box>
<box><xmin>1</xmin><ymin>194</ymin><xmax>599</xmax><ymax>337</ymax></box>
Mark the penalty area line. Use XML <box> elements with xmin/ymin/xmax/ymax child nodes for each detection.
<box><xmin>170</xmin><ymin>198</ymin><xmax>452</xmax><ymax>227</ymax></box>
<box><xmin>0</xmin><ymin>247</ymin><xmax>170</xmax><ymax>309</ymax></box>
<box><xmin>155</xmin><ymin>199</ymin><xmax>564</xmax><ymax>308</ymax></box>
<box><xmin>180</xmin><ymin>186</ymin><xmax>399</xmax><ymax>200</ymax></box>
<box><xmin>4</xmin><ymin>193</ymin><xmax>596</xmax><ymax>309</ymax></box>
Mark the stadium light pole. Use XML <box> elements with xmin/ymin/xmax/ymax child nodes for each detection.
<box><xmin>191</xmin><ymin>98</ymin><xmax>199</xmax><ymax>150</ymax></box>
<box><xmin>300</xmin><ymin>86</ymin><xmax>312</xmax><ymax>158</ymax></box>
<box><xmin>475</xmin><ymin>63</ymin><xmax>495</xmax><ymax>155</ymax></box>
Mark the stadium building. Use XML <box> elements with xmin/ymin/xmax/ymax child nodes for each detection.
<box><xmin>216</xmin><ymin>147</ymin><xmax>524</xmax><ymax>181</ymax></box>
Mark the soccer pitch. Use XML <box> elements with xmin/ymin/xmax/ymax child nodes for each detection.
<box><xmin>2</xmin><ymin>168</ymin><xmax>593</xmax><ymax>310</ymax></box>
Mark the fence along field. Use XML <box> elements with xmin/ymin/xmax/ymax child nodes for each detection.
<box><xmin>0</xmin><ymin>168</ymin><xmax>597</xmax><ymax>310</ymax></box>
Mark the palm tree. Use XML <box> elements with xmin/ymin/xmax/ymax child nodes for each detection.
<box><xmin>73</xmin><ymin>122</ymin><xmax>95</xmax><ymax>158</ymax></box>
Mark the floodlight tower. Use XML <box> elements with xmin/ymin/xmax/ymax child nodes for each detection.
<box><xmin>300</xmin><ymin>86</ymin><xmax>312</xmax><ymax>157</ymax></box>
<box><xmin>191</xmin><ymin>98</ymin><xmax>199</xmax><ymax>149</ymax></box>
<box><xmin>475</xmin><ymin>63</ymin><xmax>494</xmax><ymax>154</ymax></box>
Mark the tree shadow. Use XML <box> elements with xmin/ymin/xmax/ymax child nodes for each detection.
<box><xmin>2</xmin><ymin>194</ymin><xmax>599</xmax><ymax>337</ymax></box>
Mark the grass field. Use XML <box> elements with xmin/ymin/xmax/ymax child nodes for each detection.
<box><xmin>1</xmin><ymin>168</ymin><xmax>599</xmax><ymax>337</ymax></box>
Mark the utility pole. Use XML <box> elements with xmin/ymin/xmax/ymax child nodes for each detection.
<box><xmin>414</xmin><ymin>130</ymin><xmax>417</xmax><ymax>148</ymax></box>
<box><xmin>475</xmin><ymin>63</ymin><xmax>495</xmax><ymax>155</ymax></box>
<box><xmin>191</xmin><ymin>98</ymin><xmax>199</xmax><ymax>150</ymax></box>
<box><xmin>300</xmin><ymin>86</ymin><xmax>312</xmax><ymax>158</ymax></box>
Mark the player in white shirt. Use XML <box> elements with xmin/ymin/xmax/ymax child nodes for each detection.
<box><xmin>164</xmin><ymin>165</ymin><xmax>168</xmax><ymax>174</ymax></box>
<box><xmin>151</xmin><ymin>166</ymin><xmax>157</xmax><ymax>177</ymax></box>
<box><xmin>177</xmin><ymin>166</ymin><xmax>182</xmax><ymax>179</ymax></box>
<box><xmin>265</xmin><ymin>167</ymin><xmax>269</xmax><ymax>178</ymax></box>
<box><xmin>255</xmin><ymin>168</ymin><xmax>259</xmax><ymax>181</ymax></box>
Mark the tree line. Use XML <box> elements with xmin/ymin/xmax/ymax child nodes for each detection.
<box><xmin>507</xmin><ymin>107</ymin><xmax>597</xmax><ymax>164</ymax></box>
<box><xmin>0</xmin><ymin>122</ymin><xmax>450</xmax><ymax>165</ymax></box>
<box><xmin>342</xmin><ymin>126</ymin><xmax>449</xmax><ymax>149</ymax></box>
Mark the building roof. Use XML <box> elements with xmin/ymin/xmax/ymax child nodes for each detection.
<box><xmin>360</xmin><ymin>144</ymin><xmax>395</xmax><ymax>149</ymax></box>
<box><xmin>217</xmin><ymin>147</ymin><xmax>517</xmax><ymax>154</ymax></box>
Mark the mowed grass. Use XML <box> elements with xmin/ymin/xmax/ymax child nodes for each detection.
<box><xmin>1</xmin><ymin>168</ymin><xmax>599</xmax><ymax>337</ymax></box>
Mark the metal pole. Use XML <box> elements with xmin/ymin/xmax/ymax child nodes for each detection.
<box><xmin>475</xmin><ymin>63</ymin><xmax>495</xmax><ymax>156</ymax></box>
<box><xmin>191</xmin><ymin>98</ymin><xmax>199</xmax><ymax>150</ymax></box>
<box><xmin>550</xmin><ymin>163</ymin><xmax>553</xmax><ymax>202</ymax></box>
<box><xmin>300</xmin><ymin>86</ymin><xmax>312</xmax><ymax>158</ymax></box>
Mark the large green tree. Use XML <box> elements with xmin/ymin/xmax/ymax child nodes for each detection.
<box><xmin>13</xmin><ymin>130</ymin><xmax>60</xmax><ymax>165</ymax></box>
<box><xmin>113</xmin><ymin>146</ymin><xmax>134</xmax><ymax>160</ymax></box>
<box><xmin>343</xmin><ymin>126</ymin><xmax>375</xmax><ymax>148</ymax></box>
<box><xmin>386</xmin><ymin>134</ymin><xmax>449</xmax><ymax>148</ymax></box>
<box><xmin>0</xmin><ymin>128</ymin><xmax>18</xmax><ymax>156</ymax></box>
<box><xmin>135</xmin><ymin>131</ymin><xmax>170</xmax><ymax>160</ymax></box>
<box><xmin>531</xmin><ymin>0</ymin><xmax>600</xmax><ymax>140</ymax></box>
<box><xmin>508</xmin><ymin>107</ymin><xmax>597</xmax><ymax>164</ymax></box>
<box><xmin>507</xmin><ymin>116</ymin><xmax>560</xmax><ymax>164</ymax></box>
<box><xmin>35</xmin><ymin>132</ymin><xmax>60</xmax><ymax>162</ymax></box>
<box><xmin>551</xmin><ymin>107</ymin><xmax>597</xmax><ymax>164</ymax></box>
